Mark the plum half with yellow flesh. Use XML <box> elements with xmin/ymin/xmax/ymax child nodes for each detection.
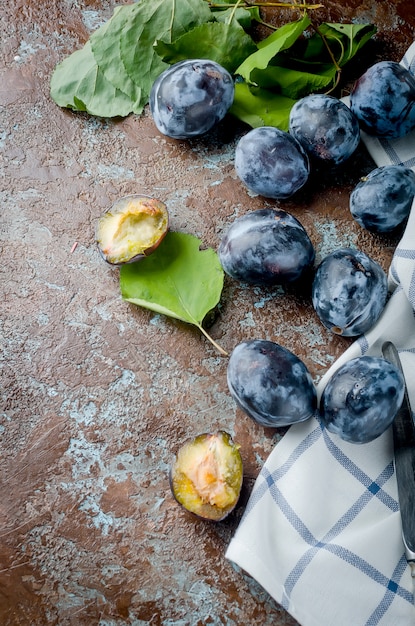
<box><xmin>170</xmin><ymin>431</ymin><xmax>243</xmax><ymax>521</ymax></box>
<box><xmin>96</xmin><ymin>194</ymin><xmax>169</xmax><ymax>265</ymax></box>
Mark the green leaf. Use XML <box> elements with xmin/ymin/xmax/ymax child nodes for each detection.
<box><xmin>50</xmin><ymin>42</ymin><xmax>139</xmax><ymax>117</ymax></box>
<box><xmin>236</xmin><ymin>14</ymin><xmax>311</xmax><ymax>82</ymax></box>
<box><xmin>51</xmin><ymin>0</ymin><xmax>214</xmax><ymax>117</ymax></box>
<box><xmin>155</xmin><ymin>21</ymin><xmax>257</xmax><ymax>73</ymax></box>
<box><xmin>90</xmin><ymin>4</ymin><xmax>143</xmax><ymax>108</ymax></box>
<box><xmin>249</xmin><ymin>64</ymin><xmax>336</xmax><ymax>99</ymax></box>
<box><xmin>229</xmin><ymin>81</ymin><xmax>296</xmax><ymax>131</ymax></box>
<box><xmin>119</xmin><ymin>231</ymin><xmax>226</xmax><ymax>354</ymax></box>
<box><xmin>317</xmin><ymin>23</ymin><xmax>377</xmax><ymax>65</ymax></box>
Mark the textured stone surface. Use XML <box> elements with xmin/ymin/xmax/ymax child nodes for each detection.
<box><xmin>1</xmin><ymin>1</ymin><xmax>414</xmax><ymax>624</ymax></box>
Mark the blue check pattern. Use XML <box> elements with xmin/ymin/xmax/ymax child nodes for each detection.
<box><xmin>243</xmin><ymin>419</ymin><xmax>414</xmax><ymax>623</ymax></box>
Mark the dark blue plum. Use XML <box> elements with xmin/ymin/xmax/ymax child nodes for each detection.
<box><xmin>350</xmin><ymin>61</ymin><xmax>415</xmax><ymax>138</ymax></box>
<box><xmin>350</xmin><ymin>165</ymin><xmax>415</xmax><ymax>233</ymax></box>
<box><xmin>234</xmin><ymin>126</ymin><xmax>310</xmax><ymax>199</ymax></box>
<box><xmin>227</xmin><ymin>339</ymin><xmax>317</xmax><ymax>428</ymax></box>
<box><xmin>288</xmin><ymin>94</ymin><xmax>360</xmax><ymax>165</ymax></box>
<box><xmin>320</xmin><ymin>356</ymin><xmax>404</xmax><ymax>444</ymax></box>
<box><xmin>218</xmin><ymin>208</ymin><xmax>315</xmax><ymax>285</ymax></box>
<box><xmin>312</xmin><ymin>248</ymin><xmax>387</xmax><ymax>337</ymax></box>
<box><xmin>149</xmin><ymin>59</ymin><xmax>234</xmax><ymax>139</ymax></box>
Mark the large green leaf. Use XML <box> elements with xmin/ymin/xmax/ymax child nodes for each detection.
<box><xmin>120</xmin><ymin>232</ymin><xmax>226</xmax><ymax>354</ymax></box>
<box><xmin>50</xmin><ymin>41</ymin><xmax>140</xmax><ymax>117</ymax></box>
<box><xmin>51</xmin><ymin>0</ymin><xmax>214</xmax><ymax>117</ymax></box>
<box><xmin>90</xmin><ymin>4</ymin><xmax>142</xmax><ymax>107</ymax></box>
<box><xmin>155</xmin><ymin>21</ymin><xmax>257</xmax><ymax>74</ymax></box>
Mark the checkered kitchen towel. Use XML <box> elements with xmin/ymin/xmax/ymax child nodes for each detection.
<box><xmin>225</xmin><ymin>43</ymin><xmax>415</xmax><ymax>626</ymax></box>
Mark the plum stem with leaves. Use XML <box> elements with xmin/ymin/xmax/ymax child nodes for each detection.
<box><xmin>313</xmin><ymin>25</ymin><xmax>342</xmax><ymax>93</ymax></box>
<box><xmin>209</xmin><ymin>2</ymin><xmax>324</xmax><ymax>8</ymax></box>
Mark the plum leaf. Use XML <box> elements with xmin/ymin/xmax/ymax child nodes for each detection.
<box><xmin>248</xmin><ymin>64</ymin><xmax>336</xmax><ymax>99</ymax></box>
<box><xmin>119</xmin><ymin>232</ymin><xmax>227</xmax><ymax>355</ymax></box>
<box><xmin>318</xmin><ymin>23</ymin><xmax>377</xmax><ymax>66</ymax></box>
<box><xmin>51</xmin><ymin>0</ymin><xmax>212</xmax><ymax>117</ymax></box>
<box><xmin>236</xmin><ymin>14</ymin><xmax>311</xmax><ymax>82</ymax></box>
<box><xmin>50</xmin><ymin>42</ymin><xmax>140</xmax><ymax>117</ymax></box>
<box><xmin>154</xmin><ymin>21</ymin><xmax>257</xmax><ymax>74</ymax></box>
<box><xmin>230</xmin><ymin>82</ymin><xmax>296</xmax><ymax>130</ymax></box>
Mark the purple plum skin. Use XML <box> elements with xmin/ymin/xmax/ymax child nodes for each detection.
<box><xmin>320</xmin><ymin>356</ymin><xmax>405</xmax><ymax>444</ymax></box>
<box><xmin>227</xmin><ymin>339</ymin><xmax>317</xmax><ymax>428</ymax></box>
<box><xmin>350</xmin><ymin>61</ymin><xmax>415</xmax><ymax>138</ymax></box>
<box><xmin>149</xmin><ymin>59</ymin><xmax>234</xmax><ymax>139</ymax></box>
<box><xmin>289</xmin><ymin>94</ymin><xmax>360</xmax><ymax>165</ymax></box>
<box><xmin>218</xmin><ymin>208</ymin><xmax>315</xmax><ymax>285</ymax></box>
<box><xmin>234</xmin><ymin>126</ymin><xmax>310</xmax><ymax>200</ymax></box>
<box><xmin>350</xmin><ymin>165</ymin><xmax>415</xmax><ymax>233</ymax></box>
<box><xmin>312</xmin><ymin>248</ymin><xmax>388</xmax><ymax>337</ymax></box>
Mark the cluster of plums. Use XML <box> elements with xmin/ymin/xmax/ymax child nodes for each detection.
<box><xmin>147</xmin><ymin>58</ymin><xmax>414</xmax><ymax>519</ymax></box>
<box><xmin>150</xmin><ymin>58</ymin><xmax>415</xmax><ymax>232</ymax></box>
<box><xmin>218</xmin><ymin>207</ymin><xmax>390</xmax><ymax>338</ymax></box>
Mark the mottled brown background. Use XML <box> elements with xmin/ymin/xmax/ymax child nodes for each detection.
<box><xmin>1</xmin><ymin>1</ymin><xmax>414</xmax><ymax>624</ymax></box>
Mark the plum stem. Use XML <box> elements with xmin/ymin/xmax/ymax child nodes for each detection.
<box><xmin>198</xmin><ymin>324</ymin><xmax>229</xmax><ymax>356</ymax></box>
<box><xmin>312</xmin><ymin>24</ymin><xmax>343</xmax><ymax>93</ymax></box>
<box><xmin>209</xmin><ymin>2</ymin><xmax>324</xmax><ymax>8</ymax></box>
<box><xmin>226</xmin><ymin>0</ymin><xmax>244</xmax><ymax>25</ymax></box>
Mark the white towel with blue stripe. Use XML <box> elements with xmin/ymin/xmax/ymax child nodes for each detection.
<box><xmin>225</xmin><ymin>43</ymin><xmax>415</xmax><ymax>626</ymax></box>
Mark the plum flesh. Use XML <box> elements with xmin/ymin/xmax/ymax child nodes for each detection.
<box><xmin>350</xmin><ymin>61</ymin><xmax>415</xmax><ymax>138</ymax></box>
<box><xmin>320</xmin><ymin>356</ymin><xmax>405</xmax><ymax>444</ymax></box>
<box><xmin>227</xmin><ymin>339</ymin><xmax>317</xmax><ymax>428</ymax></box>
<box><xmin>312</xmin><ymin>248</ymin><xmax>388</xmax><ymax>337</ymax></box>
<box><xmin>170</xmin><ymin>431</ymin><xmax>243</xmax><ymax>521</ymax></box>
<box><xmin>218</xmin><ymin>208</ymin><xmax>315</xmax><ymax>285</ymax></box>
<box><xmin>349</xmin><ymin>165</ymin><xmax>415</xmax><ymax>233</ymax></box>
<box><xmin>289</xmin><ymin>94</ymin><xmax>360</xmax><ymax>165</ymax></box>
<box><xmin>150</xmin><ymin>59</ymin><xmax>234</xmax><ymax>139</ymax></box>
<box><xmin>96</xmin><ymin>195</ymin><xmax>169</xmax><ymax>265</ymax></box>
<box><xmin>234</xmin><ymin>126</ymin><xmax>310</xmax><ymax>200</ymax></box>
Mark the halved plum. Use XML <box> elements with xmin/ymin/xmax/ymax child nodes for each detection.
<box><xmin>96</xmin><ymin>194</ymin><xmax>169</xmax><ymax>265</ymax></box>
<box><xmin>170</xmin><ymin>431</ymin><xmax>243</xmax><ymax>521</ymax></box>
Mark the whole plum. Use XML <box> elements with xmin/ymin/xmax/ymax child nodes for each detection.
<box><xmin>234</xmin><ymin>126</ymin><xmax>310</xmax><ymax>199</ymax></box>
<box><xmin>350</xmin><ymin>61</ymin><xmax>415</xmax><ymax>138</ymax></box>
<box><xmin>149</xmin><ymin>59</ymin><xmax>234</xmax><ymax>139</ymax></box>
<box><xmin>350</xmin><ymin>165</ymin><xmax>415</xmax><ymax>233</ymax></box>
<box><xmin>312</xmin><ymin>248</ymin><xmax>388</xmax><ymax>337</ymax></box>
<box><xmin>289</xmin><ymin>94</ymin><xmax>360</xmax><ymax>165</ymax></box>
<box><xmin>320</xmin><ymin>356</ymin><xmax>405</xmax><ymax>444</ymax></box>
<box><xmin>218</xmin><ymin>208</ymin><xmax>315</xmax><ymax>285</ymax></box>
<box><xmin>227</xmin><ymin>339</ymin><xmax>317</xmax><ymax>428</ymax></box>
